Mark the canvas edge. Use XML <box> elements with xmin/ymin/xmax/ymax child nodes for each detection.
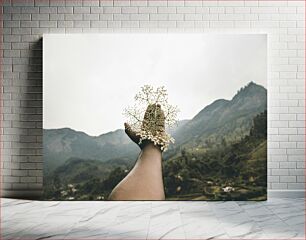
<box><xmin>1</xmin><ymin>190</ymin><xmax>42</xmax><ymax>200</ymax></box>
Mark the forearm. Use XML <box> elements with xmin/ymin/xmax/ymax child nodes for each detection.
<box><xmin>109</xmin><ymin>144</ymin><xmax>165</xmax><ymax>200</ymax></box>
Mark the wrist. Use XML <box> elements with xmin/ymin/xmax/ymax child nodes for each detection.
<box><xmin>142</xmin><ymin>142</ymin><xmax>162</xmax><ymax>152</ymax></box>
<box><xmin>140</xmin><ymin>140</ymin><xmax>162</xmax><ymax>152</ymax></box>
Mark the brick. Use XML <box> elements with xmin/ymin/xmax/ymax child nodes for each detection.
<box><xmin>2</xmin><ymin>183</ymin><xmax>12</xmax><ymax>189</ymax></box>
<box><xmin>114</xmin><ymin>0</ymin><xmax>130</xmax><ymax>6</ymax></box>
<box><xmin>148</xmin><ymin>0</ymin><xmax>167</xmax><ymax>7</ymax></box>
<box><xmin>83</xmin><ymin>0</ymin><xmax>99</xmax><ymax>6</ymax></box>
<box><xmin>280</xmin><ymin>176</ymin><xmax>296</xmax><ymax>183</ymax></box>
<box><xmin>150</xmin><ymin>14</ymin><xmax>167</xmax><ymax>21</ymax></box>
<box><xmin>219</xmin><ymin>14</ymin><xmax>243</xmax><ymax>21</ymax></box>
<box><xmin>169</xmin><ymin>14</ymin><xmax>184</xmax><ymax>21</ymax></box>
<box><xmin>177</xmin><ymin>7</ymin><xmax>195</xmax><ymax>14</ymax></box>
<box><xmin>279</xmin><ymin>7</ymin><xmax>297</xmax><ymax>14</ymax></box>
<box><xmin>196</xmin><ymin>7</ymin><xmax>209</xmax><ymax>14</ymax></box>
<box><xmin>90</xmin><ymin>6</ymin><xmax>104</xmax><ymax>13</ymax></box>
<box><xmin>121</xmin><ymin>20</ymin><xmax>139</xmax><ymax>28</ymax></box>
<box><xmin>218</xmin><ymin>1</ymin><xmax>243</xmax><ymax>6</ymax></box>
<box><xmin>110</xmin><ymin>22</ymin><xmax>125</xmax><ymax>28</ymax></box>
<box><xmin>49</xmin><ymin>0</ymin><xmax>65</xmax><ymax>6</ymax></box>
<box><xmin>294</xmin><ymin>176</ymin><xmax>304</xmax><ymax>185</ymax></box>
<box><xmin>12</xmin><ymin>183</ymin><xmax>29</xmax><ymax>190</ymax></box>
<box><xmin>113</xmin><ymin>14</ymin><xmax>129</xmax><ymax>21</ymax></box>
<box><xmin>4</xmin><ymin>50</ymin><xmax>20</xmax><ymax>57</ymax></box>
<box><xmin>288</xmin><ymin>183</ymin><xmax>305</xmax><ymax>189</ymax></box>
<box><xmin>251</xmin><ymin>21</ymin><xmax>279</xmax><ymax>28</ymax></box>
<box><xmin>4</xmin><ymin>176</ymin><xmax>20</xmax><ymax>183</ymax></box>
<box><xmin>39</xmin><ymin>20</ymin><xmax>57</xmax><ymax>28</ymax></box>
<box><xmin>131</xmin><ymin>0</ymin><xmax>147</xmax><ymax>6</ymax></box>
<box><xmin>297</xmin><ymin>162</ymin><xmax>305</xmax><ymax>168</ymax></box>
<box><xmin>271</xmin><ymin>183</ymin><xmax>287</xmax><ymax>189</ymax></box>
<box><xmin>3</xmin><ymin>6</ymin><xmax>21</xmax><ymax>13</ymax></box>
<box><xmin>12</xmin><ymin>0</ymin><xmax>34</xmax><ymax>7</ymax></box>
<box><xmin>251</xmin><ymin>7</ymin><xmax>279</xmax><ymax>14</ymax></box>
<box><xmin>21</xmin><ymin>6</ymin><xmax>39</xmax><ymax>13</ymax></box>
<box><xmin>159</xmin><ymin>21</ymin><xmax>176</xmax><ymax>28</ymax></box>
<box><xmin>39</xmin><ymin>6</ymin><xmax>57</xmax><ymax>13</ymax></box>
<box><xmin>20</xmin><ymin>176</ymin><xmax>36</xmax><ymax>183</ymax></box>
<box><xmin>57</xmin><ymin>6</ymin><xmax>73</xmax><ymax>14</ymax></box>
<box><xmin>268</xmin><ymin>176</ymin><xmax>279</xmax><ymax>183</ymax></box>
<box><xmin>280</xmin><ymin>162</ymin><xmax>296</xmax><ymax>169</ymax></box>
<box><xmin>3</xmin><ymin>21</ymin><xmax>20</xmax><ymax>28</ymax></box>
<box><xmin>121</xmin><ymin>7</ymin><xmax>138</xmax><ymax>14</ymax></box>
<box><xmin>168</xmin><ymin>0</ymin><xmax>184</xmax><ymax>6</ymax></box>
<box><xmin>12</xmin><ymin>14</ymin><xmax>31</xmax><ymax>20</ymax></box>
<box><xmin>35</xmin><ymin>0</ymin><xmax>49</xmax><ymax>6</ymax></box>
<box><xmin>210</xmin><ymin>21</ymin><xmax>234</xmax><ymax>28</ymax></box>
<box><xmin>130</xmin><ymin>14</ymin><xmax>149</xmax><ymax>21</ymax></box>
<box><xmin>74</xmin><ymin>21</ymin><xmax>90</xmax><ymax>28</ymax></box>
<box><xmin>12</xmin><ymin>170</ymin><xmax>28</xmax><ymax>177</ymax></box>
<box><xmin>185</xmin><ymin>14</ymin><xmax>202</xmax><ymax>21</ymax></box>
<box><xmin>185</xmin><ymin>1</ymin><xmax>202</xmax><ymax>7</ymax></box>
<box><xmin>158</xmin><ymin>7</ymin><xmax>176</xmax><ymax>14</ymax></box>
<box><xmin>49</xmin><ymin>27</ymin><xmax>64</xmax><ymax>33</ymax></box>
<box><xmin>287</xmin><ymin>148</ymin><xmax>305</xmax><ymax>155</ymax></box>
<box><xmin>234</xmin><ymin>7</ymin><xmax>250</xmax><ymax>13</ymax></box>
<box><xmin>288</xmin><ymin>155</ymin><xmax>304</xmax><ymax>161</ymax></box>
<box><xmin>202</xmin><ymin>14</ymin><xmax>218</xmax><ymax>20</ymax></box>
<box><xmin>289</xmin><ymin>169</ymin><xmax>305</xmax><ymax>176</ymax></box>
<box><xmin>90</xmin><ymin>21</ymin><xmax>107</xmax><ymax>28</ymax></box>
<box><xmin>140</xmin><ymin>20</ymin><xmax>158</xmax><ymax>28</ymax></box>
<box><xmin>65</xmin><ymin>14</ymin><xmax>83</xmax><ymax>20</ymax></box>
<box><xmin>74</xmin><ymin>7</ymin><xmax>90</xmax><ymax>13</ymax></box>
<box><xmin>12</xmin><ymin>28</ymin><xmax>31</xmax><ymax>35</ymax></box>
<box><xmin>2</xmin><ymin>169</ymin><xmax>12</xmax><ymax>176</ymax></box>
<box><xmin>269</xmin><ymin>161</ymin><xmax>279</xmax><ymax>168</ymax></box>
<box><xmin>83</xmin><ymin>14</ymin><xmax>99</xmax><ymax>21</ymax></box>
<box><xmin>139</xmin><ymin>7</ymin><xmax>157</xmax><ymax>14</ymax></box>
<box><xmin>272</xmin><ymin>169</ymin><xmax>289</xmax><ymax>176</ymax></box>
<box><xmin>21</xmin><ymin>21</ymin><xmax>39</xmax><ymax>27</ymax></box>
<box><xmin>103</xmin><ymin>6</ymin><xmax>120</xmax><ymax>13</ymax></box>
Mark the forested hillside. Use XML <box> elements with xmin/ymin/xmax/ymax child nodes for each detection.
<box><xmin>42</xmin><ymin>82</ymin><xmax>267</xmax><ymax>200</ymax></box>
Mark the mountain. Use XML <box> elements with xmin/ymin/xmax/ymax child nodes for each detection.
<box><xmin>163</xmin><ymin>111</ymin><xmax>267</xmax><ymax>200</ymax></box>
<box><xmin>44</xmin><ymin>120</ymin><xmax>191</xmax><ymax>174</ymax></box>
<box><xmin>172</xmin><ymin>82</ymin><xmax>267</xmax><ymax>149</ymax></box>
<box><xmin>43</xmin><ymin>128</ymin><xmax>139</xmax><ymax>174</ymax></box>
<box><xmin>44</xmin><ymin>82</ymin><xmax>267</xmax><ymax>174</ymax></box>
<box><xmin>43</xmin><ymin>82</ymin><xmax>267</xmax><ymax>200</ymax></box>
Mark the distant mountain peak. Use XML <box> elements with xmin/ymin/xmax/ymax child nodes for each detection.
<box><xmin>172</xmin><ymin>81</ymin><xmax>267</xmax><ymax>146</ymax></box>
<box><xmin>232</xmin><ymin>82</ymin><xmax>266</xmax><ymax>101</ymax></box>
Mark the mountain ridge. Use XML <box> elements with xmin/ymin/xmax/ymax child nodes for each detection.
<box><xmin>44</xmin><ymin>82</ymin><xmax>267</xmax><ymax>174</ymax></box>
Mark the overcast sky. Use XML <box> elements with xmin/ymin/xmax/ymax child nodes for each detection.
<box><xmin>43</xmin><ymin>33</ymin><xmax>267</xmax><ymax>136</ymax></box>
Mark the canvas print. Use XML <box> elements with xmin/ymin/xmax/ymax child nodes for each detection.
<box><xmin>43</xmin><ymin>34</ymin><xmax>267</xmax><ymax>201</ymax></box>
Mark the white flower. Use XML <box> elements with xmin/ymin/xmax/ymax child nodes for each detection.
<box><xmin>222</xmin><ymin>186</ymin><xmax>235</xmax><ymax>192</ymax></box>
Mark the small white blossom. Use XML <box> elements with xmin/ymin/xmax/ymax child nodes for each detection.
<box><xmin>222</xmin><ymin>186</ymin><xmax>235</xmax><ymax>193</ymax></box>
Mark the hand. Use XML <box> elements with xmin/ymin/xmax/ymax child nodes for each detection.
<box><xmin>124</xmin><ymin>104</ymin><xmax>165</xmax><ymax>150</ymax></box>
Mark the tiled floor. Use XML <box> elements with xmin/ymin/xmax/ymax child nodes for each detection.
<box><xmin>1</xmin><ymin>198</ymin><xmax>305</xmax><ymax>239</ymax></box>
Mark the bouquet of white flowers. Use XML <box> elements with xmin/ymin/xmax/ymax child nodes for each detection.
<box><xmin>123</xmin><ymin>85</ymin><xmax>179</xmax><ymax>151</ymax></box>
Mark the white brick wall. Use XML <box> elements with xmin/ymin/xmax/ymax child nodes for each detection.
<box><xmin>1</xmin><ymin>0</ymin><xmax>305</xmax><ymax>198</ymax></box>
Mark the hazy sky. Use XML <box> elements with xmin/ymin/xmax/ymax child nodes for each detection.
<box><xmin>43</xmin><ymin>33</ymin><xmax>267</xmax><ymax>136</ymax></box>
